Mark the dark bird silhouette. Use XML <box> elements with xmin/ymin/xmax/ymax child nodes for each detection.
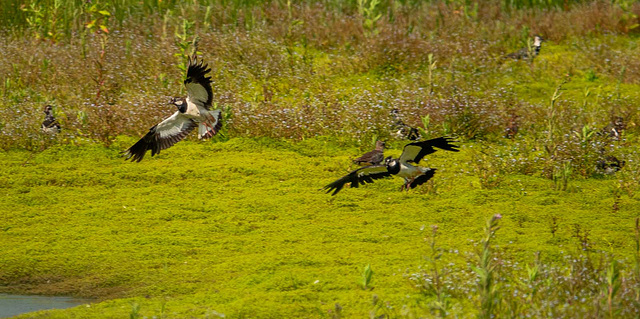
<box><xmin>124</xmin><ymin>55</ymin><xmax>222</xmax><ymax>162</ymax></box>
<box><xmin>504</xmin><ymin>35</ymin><xmax>544</xmax><ymax>60</ymax></box>
<box><xmin>41</xmin><ymin>105</ymin><xmax>61</xmax><ymax>134</ymax></box>
<box><xmin>323</xmin><ymin>137</ymin><xmax>459</xmax><ymax>195</ymax></box>
<box><xmin>353</xmin><ymin>140</ymin><xmax>386</xmax><ymax>166</ymax></box>
<box><xmin>596</xmin><ymin>155</ymin><xmax>625</xmax><ymax>175</ymax></box>
<box><xmin>390</xmin><ymin>108</ymin><xmax>421</xmax><ymax>140</ymax></box>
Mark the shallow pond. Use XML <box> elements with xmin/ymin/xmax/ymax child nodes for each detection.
<box><xmin>0</xmin><ymin>294</ymin><xmax>91</xmax><ymax>318</ymax></box>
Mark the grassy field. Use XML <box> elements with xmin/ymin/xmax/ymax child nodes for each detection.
<box><xmin>2</xmin><ymin>138</ymin><xmax>640</xmax><ymax>317</ymax></box>
<box><xmin>2</xmin><ymin>0</ymin><xmax>640</xmax><ymax>317</ymax></box>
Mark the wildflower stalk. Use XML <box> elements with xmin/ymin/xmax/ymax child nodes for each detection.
<box><xmin>425</xmin><ymin>225</ymin><xmax>450</xmax><ymax>317</ymax></box>
<box><xmin>473</xmin><ymin>214</ymin><xmax>502</xmax><ymax>319</ymax></box>
<box><xmin>357</xmin><ymin>0</ymin><xmax>381</xmax><ymax>37</ymax></box>
<box><xmin>545</xmin><ymin>78</ymin><xmax>568</xmax><ymax>159</ymax></box>
<box><xmin>524</xmin><ymin>252</ymin><xmax>541</xmax><ymax>304</ymax></box>
<box><xmin>427</xmin><ymin>53</ymin><xmax>437</xmax><ymax>95</ymax></box>
<box><xmin>634</xmin><ymin>218</ymin><xmax>640</xmax><ymax>303</ymax></box>
<box><xmin>360</xmin><ymin>264</ymin><xmax>373</xmax><ymax>290</ymax></box>
<box><xmin>605</xmin><ymin>260</ymin><xmax>620</xmax><ymax>319</ymax></box>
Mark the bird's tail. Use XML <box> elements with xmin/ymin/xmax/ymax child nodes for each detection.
<box><xmin>198</xmin><ymin>109</ymin><xmax>222</xmax><ymax>139</ymax></box>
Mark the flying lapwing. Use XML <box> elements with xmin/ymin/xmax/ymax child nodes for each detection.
<box><xmin>41</xmin><ymin>105</ymin><xmax>61</xmax><ymax>134</ymax></box>
<box><xmin>124</xmin><ymin>55</ymin><xmax>222</xmax><ymax>162</ymax></box>
<box><xmin>390</xmin><ymin>108</ymin><xmax>421</xmax><ymax>141</ymax></box>
<box><xmin>323</xmin><ymin>137</ymin><xmax>459</xmax><ymax>195</ymax></box>
<box><xmin>353</xmin><ymin>140</ymin><xmax>386</xmax><ymax>166</ymax></box>
<box><xmin>504</xmin><ymin>35</ymin><xmax>544</xmax><ymax>60</ymax></box>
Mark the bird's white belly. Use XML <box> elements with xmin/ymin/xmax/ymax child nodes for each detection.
<box><xmin>42</xmin><ymin>126</ymin><xmax>59</xmax><ymax>134</ymax></box>
<box><xmin>184</xmin><ymin>99</ymin><xmax>205</xmax><ymax>120</ymax></box>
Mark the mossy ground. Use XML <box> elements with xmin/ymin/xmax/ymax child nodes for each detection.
<box><xmin>2</xmin><ymin>137</ymin><xmax>638</xmax><ymax>318</ymax></box>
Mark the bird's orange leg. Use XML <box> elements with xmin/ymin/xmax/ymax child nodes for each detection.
<box><xmin>405</xmin><ymin>178</ymin><xmax>415</xmax><ymax>191</ymax></box>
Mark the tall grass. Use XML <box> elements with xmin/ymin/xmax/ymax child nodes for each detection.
<box><xmin>473</xmin><ymin>214</ymin><xmax>501</xmax><ymax>318</ymax></box>
<box><xmin>1</xmin><ymin>0</ymin><xmax>639</xmax><ymax>181</ymax></box>
<box><xmin>403</xmin><ymin>215</ymin><xmax>640</xmax><ymax>317</ymax></box>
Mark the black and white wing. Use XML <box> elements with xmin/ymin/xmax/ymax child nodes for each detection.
<box><xmin>124</xmin><ymin>112</ymin><xmax>198</xmax><ymax>162</ymax></box>
<box><xmin>323</xmin><ymin>165</ymin><xmax>392</xmax><ymax>196</ymax></box>
<box><xmin>42</xmin><ymin>116</ymin><xmax>61</xmax><ymax>133</ymax></box>
<box><xmin>407</xmin><ymin>169</ymin><xmax>437</xmax><ymax>189</ymax></box>
<box><xmin>185</xmin><ymin>55</ymin><xmax>213</xmax><ymax>108</ymax></box>
<box><xmin>504</xmin><ymin>48</ymin><xmax>528</xmax><ymax>60</ymax></box>
<box><xmin>41</xmin><ymin>106</ymin><xmax>61</xmax><ymax>133</ymax></box>
<box><xmin>398</xmin><ymin>137</ymin><xmax>459</xmax><ymax>164</ymax></box>
<box><xmin>406</xmin><ymin>127</ymin><xmax>421</xmax><ymax>140</ymax></box>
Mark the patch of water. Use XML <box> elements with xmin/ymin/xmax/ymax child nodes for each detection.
<box><xmin>0</xmin><ymin>294</ymin><xmax>91</xmax><ymax>318</ymax></box>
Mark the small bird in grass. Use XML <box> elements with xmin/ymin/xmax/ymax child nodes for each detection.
<box><xmin>41</xmin><ymin>105</ymin><xmax>61</xmax><ymax>134</ymax></box>
<box><xmin>124</xmin><ymin>55</ymin><xmax>222</xmax><ymax>162</ymax></box>
<box><xmin>353</xmin><ymin>140</ymin><xmax>386</xmax><ymax>166</ymax></box>
<box><xmin>504</xmin><ymin>113</ymin><xmax>520</xmax><ymax>139</ymax></box>
<box><xmin>601</xmin><ymin>116</ymin><xmax>626</xmax><ymax>141</ymax></box>
<box><xmin>504</xmin><ymin>35</ymin><xmax>544</xmax><ymax>60</ymax></box>
<box><xmin>323</xmin><ymin>137</ymin><xmax>459</xmax><ymax>195</ymax></box>
<box><xmin>390</xmin><ymin>108</ymin><xmax>421</xmax><ymax>141</ymax></box>
<box><xmin>596</xmin><ymin>155</ymin><xmax>625</xmax><ymax>175</ymax></box>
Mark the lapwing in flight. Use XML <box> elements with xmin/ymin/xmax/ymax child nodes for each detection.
<box><xmin>41</xmin><ymin>105</ymin><xmax>61</xmax><ymax>134</ymax></box>
<box><xmin>504</xmin><ymin>35</ymin><xmax>544</xmax><ymax>60</ymax></box>
<box><xmin>124</xmin><ymin>55</ymin><xmax>222</xmax><ymax>162</ymax></box>
<box><xmin>353</xmin><ymin>140</ymin><xmax>386</xmax><ymax>166</ymax></box>
<box><xmin>323</xmin><ymin>137</ymin><xmax>459</xmax><ymax>195</ymax></box>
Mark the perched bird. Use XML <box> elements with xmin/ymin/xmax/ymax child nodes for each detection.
<box><xmin>124</xmin><ymin>55</ymin><xmax>222</xmax><ymax>162</ymax></box>
<box><xmin>323</xmin><ymin>137</ymin><xmax>459</xmax><ymax>195</ymax></box>
<box><xmin>601</xmin><ymin>116</ymin><xmax>626</xmax><ymax>140</ymax></box>
<box><xmin>596</xmin><ymin>155</ymin><xmax>625</xmax><ymax>175</ymax></box>
<box><xmin>41</xmin><ymin>105</ymin><xmax>61</xmax><ymax>134</ymax></box>
<box><xmin>353</xmin><ymin>140</ymin><xmax>386</xmax><ymax>166</ymax></box>
<box><xmin>504</xmin><ymin>114</ymin><xmax>520</xmax><ymax>139</ymax></box>
<box><xmin>390</xmin><ymin>108</ymin><xmax>421</xmax><ymax>141</ymax></box>
<box><xmin>504</xmin><ymin>35</ymin><xmax>544</xmax><ymax>60</ymax></box>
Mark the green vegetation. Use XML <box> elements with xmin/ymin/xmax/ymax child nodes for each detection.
<box><xmin>2</xmin><ymin>138</ymin><xmax>640</xmax><ymax>317</ymax></box>
<box><xmin>1</xmin><ymin>0</ymin><xmax>640</xmax><ymax>317</ymax></box>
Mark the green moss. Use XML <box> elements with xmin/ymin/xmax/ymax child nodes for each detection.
<box><xmin>1</xmin><ymin>138</ymin><xmax>638</xmax><ymax>317</ymax></box>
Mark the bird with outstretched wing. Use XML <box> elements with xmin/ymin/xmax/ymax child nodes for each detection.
<box><xmin>323</xmin><ymin>164</ymin><xmax>394</xmax><ymax>196</ymax></box>
<box><xmin>124</xmin><ymin>55</ymin><xmax>222</xmax><ymax>162</ymax></box>
<box><xmin>323</xmin><ymin>137</ymin><xmax>459</xmax><ymax>195</ymax></box>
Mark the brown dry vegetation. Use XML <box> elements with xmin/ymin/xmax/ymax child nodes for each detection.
<box><xmin>1</xmin><ymin>1</ymin><xmax>640</xmax><ymax>149</ymax></box>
